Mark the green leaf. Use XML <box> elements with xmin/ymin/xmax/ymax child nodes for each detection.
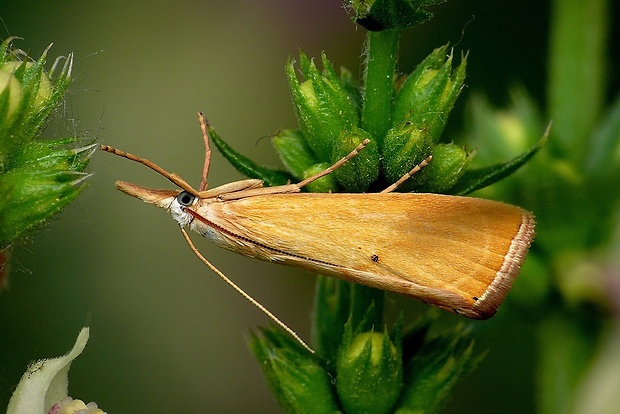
<box><xmin>547</xmin><ymin>0</ymin><xmax>607</xmax><ymax>161</ymax></box>
<box><xmin>449</xmin><ymin>126</ymin><xmax>548</xmax><ymax>196</ymax></box>
<box><xmin>271</xmin><ymin>129</ymin><xmax>319</xmax><ymax>180</ymax></box>
<box><xmin>208</xmin><ymin>124</ymin><xmax>293</xmax><ymax>187</ymax></box>
<box><xmin>586</xmin><ymin>92</ymin><xmax>620</xmax><ymax>179</ymax></box>
<box><xmin>536</xmin><ymin>312</ymin><xmax>600</xmax><ymax>414</ymax></box>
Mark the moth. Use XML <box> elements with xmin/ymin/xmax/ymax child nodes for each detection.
<box><xmin>101</xmin><ymin>112</ymin><xmax>535</xmax><ymax>351</ymax></box>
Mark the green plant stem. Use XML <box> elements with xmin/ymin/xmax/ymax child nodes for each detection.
<box><xmin>362</xmin><ymin>29</ymin><xmax>399</xmax><ymax>145</ymax></box>
<box><xmin>547</xmin><ymin>0</ymin><xmax>608</xmax><ymax>160</ymax></box>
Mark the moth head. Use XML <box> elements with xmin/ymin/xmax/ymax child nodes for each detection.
<box><xmin>115</xmin><ymin>180</ymin><xmax>197</xmax><ymax>227</ymax></box>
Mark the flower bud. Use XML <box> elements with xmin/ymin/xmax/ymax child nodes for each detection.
<box><xmin>392</xmin><ymin>45</ymin><xmax>466</xmax><ymax>144</ymax></box>
<box><xmin>48</xmin><ymin>397</ymin><xmax>106</xmax><ymax>414</ymax></box>
<box><xmin>331</xmin><ymin>127</ymin><xmax>379</xmax><ymax>192</ymax></box>
<box><xmin>302</xmin><ymin>162</ymin><xmax>340</xmax><ymax>193</ymax></box>
<box><xmin>287</xmin><ymin>51</ymin><xmax>359</xmax><ymax>162</ymax></box>
<box><xmin>336</xmin><ymin>331</ymin><xmax>403</xmax><ymax>414</ymax></box>
<box><xmin>395</xmin><ymin>331</ymin><xmax>481</xmax><ymax>412</ymax></box>
<box><xmin>0</xmin><ymin>145</ymin><xmax>93</xmax><ymax>246</ymax></box>
<box><xmin>414</xmin><ymin>143</ymin><xmax>474</xmax><ymax>193</ymax></box>
<box><xmin>1</xmin><ymin>60</ymin><xmax>53</xmax><ymax>112</ymax></box>
<box><xmin>1</xmin><ymin>43</ymin><xmax>90</xmax><ymax>249</ymax></box>
<box><xmin>250</xmin><ymin>327</ymin><xmax>340</xmax><ymax>413</ymax></box>
<box><xmin>381</xmin><ymin>122</ymin><xmax>433</xmax><ymax>191</ymax></box>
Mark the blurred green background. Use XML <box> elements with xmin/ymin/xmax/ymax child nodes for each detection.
<box><xmin>0</xmin><ymin>0</ymin><xmax>618</xmax><ymax>412</ymax></box>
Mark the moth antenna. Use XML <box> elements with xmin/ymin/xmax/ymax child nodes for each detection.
<box><xmin>295</xmin><ymin>139</ymin><xmax>370</xmax><ymax>190</ymax></box>
<box><xmin>100</xmin><ymin>144</ymin><xmax>200</xmax><ymax>197</ymax></box>
<box><xmin>381</xmin><ymin>155</ymin><xmax>433</xmax><ymax>193</ymax></box>
<box><xmin>197</xmin><ymin>112</ymin><xmax>212</xmax><ymax>192</ymax></box>
<box><xmin>180</xmin><ymin>228</ymin><xmax>315</xmax><ymax>354</ymax></box>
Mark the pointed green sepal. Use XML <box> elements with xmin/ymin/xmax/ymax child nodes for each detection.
<box><xmin>207</xmin><ymin>124</ymin><xmax>293</xmax><ymax>187</ymax></box>
<box><xmin>302</xmin><ymin>162</ymin><xmax>340</xmax><ymax>193</ymax></box>
<box><xmin>339</xmin><ymin>66</ymin><xmax>363</xmax><ymax>117</ymax></box>
<box><xmin>311</xmin><ymin>276</ymin><xmax>352</xmax><ymax>361</ymax></box>
<box><xmin>249</xmin><ymin>327</ymin><xmax>339</xmax><ymax>414</ymax></box>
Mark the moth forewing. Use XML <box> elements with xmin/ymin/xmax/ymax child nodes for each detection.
<box><xmin>163</xmin><ymin>190</ymin><xmax>533</xmax><ymax>319</ymax></box>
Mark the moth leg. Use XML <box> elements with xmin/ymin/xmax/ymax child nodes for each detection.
<box><xmin>197</xmin><ymin>112</ymin><xmax>213</xmax><ymax>192</ymax></box>
<box><xmin>380</xmin><ymin>155</ymin><xmax>432</xmax><ymax>193</ymax></box>
<box><xmin>295</xmin><ymin>139</ymin><xmax>370</xmax><ymax>190</ymax></box>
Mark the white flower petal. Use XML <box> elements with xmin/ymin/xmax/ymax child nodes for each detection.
<box><xmin>7</xmin><ymin>327</ymin><xmax>90</xmax><ymax>414</ymax></box>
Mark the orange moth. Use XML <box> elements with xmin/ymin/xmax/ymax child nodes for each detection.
<box><xmin>101</xmin><ymin>112</ymin><xmax>534</xmax><ymax>351</ymax></box>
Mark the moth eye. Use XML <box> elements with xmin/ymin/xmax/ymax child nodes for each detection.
<box><xmin>176</xmin><ymin>191</ymin><xmax>196</xmax><ymax>207</ymax></box>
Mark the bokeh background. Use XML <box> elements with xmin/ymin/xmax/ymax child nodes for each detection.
<box><xmin>1</xmin><ymin>0</ymin><xmax>618</xmax><ymax>412</ymax></box>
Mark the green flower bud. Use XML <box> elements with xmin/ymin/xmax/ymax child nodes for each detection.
<box><xmin>208</xmin><ymin>124</ymin><xmax>292</xmax><ymax>187</ymax></box>
<box><xmin>1</xmin><ymin>61</ymin><xmax>53</xmax><ymax>112</ymax></box>
<box><xmin>250</xmin><ymin>327</ymin><xmax>340</xmax><ymax>414</ymax></box>
<box><xmin>392</xmin><ymin>45</ymin><xmax>466</xmax><ymax>144</ymax></box>
<box><xmin>0</xmin><ymin>41</ymin><xmax>91</xmax><ymax>249</ymax></box>
<box><xmin>0</xmin><ymin>141</ymin><xmax>94</xmax><ymax>247</ymax></box>
<box><xmin>382</xmin><ymin>122</ymin><xmax>433</xmax><ymax>191</ymax></box>
<box><xmin>395</xmin><ymin>330</ymin><xmax>482</xmax><ymax>413</ymax></box>
<box><xmin>311</xmin><ymin>276</ymin><xmax>352</xmax><ymax>360</ymax></box>
<box><xmin>331</xmin><ymin>127</ymin><xmax>379</xmax><ymax>192</ymax></box>
<box><xmin>414</xmin><ymin>143</ymin><xmax>474</xmax><ymax>193</ymax></box>
<box><xmin>301</xmin><ymin>162</ymin><xmax>339</xmax><ymax>193</ymax></box>
<box><xmin>287</xmin><ymin>51</ymin><xmax>358</xmax><ymax>162</ymax></box>
<box><xmin>337</xmin><ymin>331</ymin><xmax>403</xmax><ymax>414</ymax></box>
